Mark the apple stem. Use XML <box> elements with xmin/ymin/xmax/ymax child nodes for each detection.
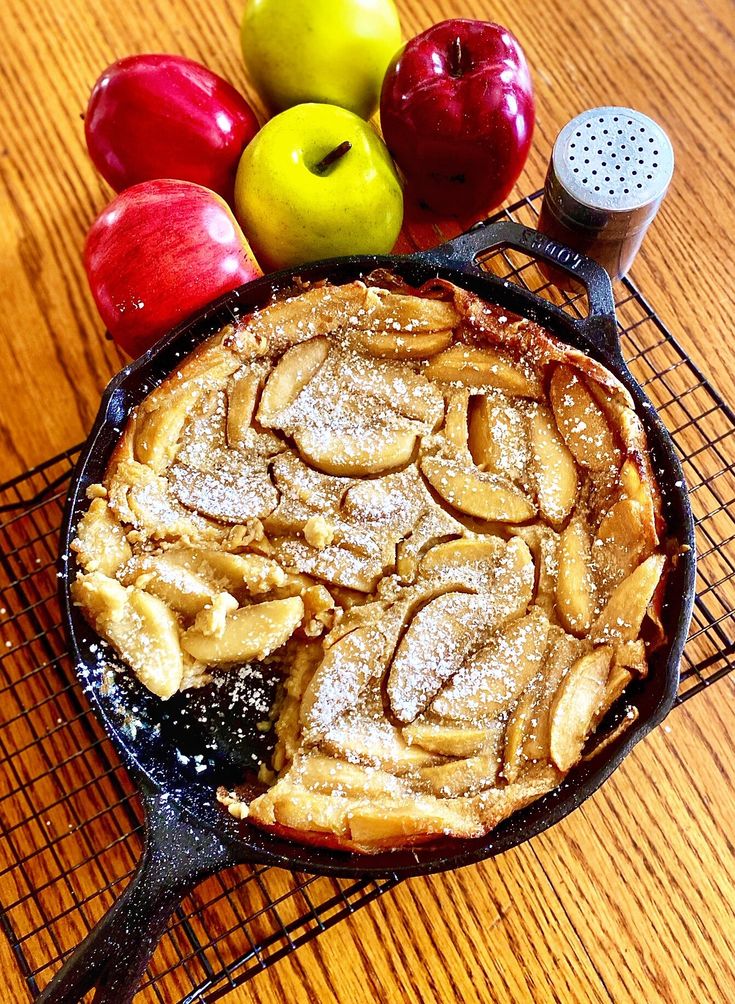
<box><xmin>314</xmin><ymin>141</ymin><xmax>352</xmax><ymax>175</ymax></box>
<box><xmin>448</xmin><ymin>35</ymin><xmax>470</xmax><ymax>77</ymax></box>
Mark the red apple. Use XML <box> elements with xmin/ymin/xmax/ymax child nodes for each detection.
<box><xmin>380</xmin><ymin>19</ymin><xmax>534</xmax><ymax>218</ymax></box>
<box><xmin>85</xmin><ymin>54</ymin><xmax>259</xmax><ymax>202</ymax></box>
<box><xmin>85</xmin><ymin>179</ymin><xmax>262</xmax><ymax>357</ymax></box>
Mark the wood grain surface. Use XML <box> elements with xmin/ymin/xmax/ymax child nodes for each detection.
<box><xmin>1</xmin><ymin>0</ymin><xmax>734</xmax><ymax>1002</ymax></box>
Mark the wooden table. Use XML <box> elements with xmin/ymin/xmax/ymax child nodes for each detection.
<box><xmin>1</xmin><ymin>0</ymin><xmax>734</xmax><ymax>1001</ymax></box>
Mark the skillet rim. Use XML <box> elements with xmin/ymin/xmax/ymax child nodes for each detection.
<box><xmin>58</xmin><ymin>243</ymin><xmax>696</xmax><ymax>878</ymax></box>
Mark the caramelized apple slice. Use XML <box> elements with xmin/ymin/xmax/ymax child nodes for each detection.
<box><xmin>419</xmin><ymin>752</ymin><xmax>502</xmax><ymax>797</ymax></box>
<box><xmin>71</xmin><ymin>572</ymin><xmax>183</xmax><ymax>699</ymax></box>
<box><xmin>109</xmin><ymin>460</ymin><xmax>221</xmax><ymax>543</ymax></box>
<box><xmin>620</xmin><ymin>457</ymin><xmax>659</xmax><ymax>545</ymax></box>
<box><xmin>295</xmin><ymin>425</ymin><xmax>417</xmax><ymax>477</ymax></box>
<box><xmin>593</xmin><ymin>663</ymin><xmax>634</xmax><ymax>727</ymax></box>
<box><xmin>615</xmin><ymin>639</ymin><xmax>647</xmax><ymax>673</ymax></box>
<box><xmin>442</xmin><ymin>388</ymin><xmax>471</xmax><ymax>453</ymax></box>
<box><xmin>181</xmin><ymin>596</ymin><xmax>303</xmax><ymax>663</ymax></box>
<box><xmin>403</xmin><ymin>721</ymin><xmax>497</xmax><ymax>758</ymax></box>
<box><xmin>169</xmin><ymin>454</ymin><xmax>279</xmax><ymax>524</ymax></box>
<box><xmin>72</xmin><ymin>497</ymin><xmax>132</xmax><ymax>576</ymax></box>
<box><xmin>121</xmin><ymin>552</ymin><xmax>227</xmax><ymax>617</ymax></box>
<box><xmin>300</xmin><ymin>622</ymin><xmax>386</xmax><ymax>734</ymax></box>
<box><xmin>425</xmin><ymin>345</ymin><xmax>542</xmax><ymax>397</ymax></box>
<box><xmin>431</xmin><ymin>607</ymin><xmax>550</xmax><ymax>722</ymax></box>
<box><xmin>166</xmin><ymin>547</ymin><xmax>288</xmax><ymax>595</ymax></box>
<box><xmin>361</xmin><ymin>288</ymin><xmax>460</xmax><ymax>332</ymax></box>
<box><xmin>295</xmin><ymin>754</ymin><xmax>410</xmax><ymax>798</ymax></box>
<box><xmin>549</xmin><ymin>365</ymin><xmax>621</xmax><ymax>471</ymax></box>
<box><xmin>322</xmin><ymin>709</ymin><xmax>442</xmax><ymax>773</ymax></box>
<box><xmin>273</xmin><ymin>537</ymin><xmax>386</xmax><ymax>593</ymax></box>
<box><xmin>557</xmin><ymin>518</ymin><xmax>596</xmax><ymax>636</ymax></box>
<box><xmin>419</xmin><ymin>536</ymin><xmax>505</xmax><ymax>575</ymax></box>
<box><xmin>468</xmin><ymin>395</ymin><xmax>529</xmax><ymax>480</ymax></box>
<box><xmin>511</xmin><ymin>524</ymin><xmax>559</xmax><ymax>620</ymax></box>
<box><xmin>389</xmin><ymin>540</ymin><xmax>534</xmax><ymax>725</ymax></box>
<box><xmin>522</xmin><ymin>629</ymin><xmax>590</xmax><ymax>763</ymax></box>
<box><xmin>226</xmin><ymin>371</ymin><xmax>262</xmax><ymax>447</ymax></box>
<box><xmin>395</xmin><ymin>507</ymin><xmax>469</xmax><ymax>581</ymax></box>
<box><xmin>502</xmin><ymin>682</ymin><xmax>543</xmax><ymax>783</ymax></box>
<box><xmin>257</xmin><ymin>337</ymin><xmax>330</xmax><ymax>427</ymax></box>
<box><xmin>271</xmin><ymin>786</ymin><xmax>351</xmax><ymax>836</ymax></box>
<box><xmin>388</xmin><ymin>591</ymin><xmax>490</xmax><ymax>723</ymax></box>
<box><xmin>529</xmin><ymin>405</ymin><xmax>578</xmax><ymax>526</ymax></box>
<box><xmin>421</xmin><ymin>456</ymin><xmax>536</xmax><ymax>522</ymax></box>
<box><xmin>347</xmin><ymin>794</ymin><xmax>484</xmax><ymax>846</ymax></box>
<box><xmin>594</xmin><ymin>497</ymin><xmax>651</xmax><ymax>594</ymax></box>
<box><xmin>230</xmin><ymin>282</ymin><xmax>370</xmax><ymax>356</ymax></box>
<box><xmin>308</xmin><ymin>350</ymin><xmax>445</xmax><ymax>429</ymax></box>
<box><xmin>590</xmin><ymin>554</ymin><xmax>666</xmax><ymax>644</ymax></box>
<box><xmin>348</xmin><ymin>328</ymin><xmax>454</xmax><ymax>359</ymax></box>
<box><xmin>549</xmin><ymin>646</ymin><xmax>612</xmax><ymax>771</ymax></box>
<box><xmin>133</xmin><ymin>347</ymin><xmax>240</xmax><ymax>471</ymax></box>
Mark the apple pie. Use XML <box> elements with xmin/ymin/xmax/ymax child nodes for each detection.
<box><xmin>71</xmin><ymin>273</ymin><xmax>669</xmax><ymax>853</ymax></box>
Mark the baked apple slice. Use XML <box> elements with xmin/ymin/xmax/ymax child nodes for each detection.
<box><xmin>549</xmin><ymin>646</ymin><xmax>612</xmax><ymax>771</ymax></box>
<box><xmin>347</xmin><ymin>794</ymin><xmax>484</xmax><ymax>847</ymax></box>
<box><xmin>425</xmin><ymin>344</ymin><xmax>542</xmax><ymax>397</ymax></box>
<box><xmin>294</xmin><ymin>753</ymin><xmax>411</xmax><ymax>798</ymax></box>
<box><xmin>473</xmin><ymin>765</ymin><xmax>562</xmax><ymax>830</ymax></box>
<box><xmin>468</xmin><ymin>394</ymin><xmax>530</xmax><ymax>481</ymax></box>
<box><xmin>294</xmin><ymin>424</ymin><xmax>418</xmax><ymax>477</ymax></box>
<box><xmin>226</xmin><ymin>370</ymin><xmax>262</xmax><ymax>447</ymax></box>
<box><xmin>420</xmin><ymin>456</ymin><xmax>536</xmax><ymax>522</ymax></box>
<box><xmin>620</xmin><ymin>456</ymin><xmax>659</xmax><ymax>545</ymax></box>
<box><xmin>520</xmin><ymin>629</ymin><xmax>590</xmax><ymax>765</ymax></box>
<box><xmin>529</xmin><ymin>404</ymin><xmax>578</xmax><ymax>526</ymax></box>
<box><xmin>120</xmin><ymin>551</ymin><xmax>229</xmax><ymax>617</ymax></box>
<box><xmin>181</xmin><ymin>596</ymin><xmax>304</xmax><ymax>663</ymax></box>
<box><xmin>590</xmin><ymin>554</ymin><xmax>666</xmax><ymax>644</ymax></box>
<box><xmin>402</xmin><ymin>720</ymin><xmax>497</xmax><ymax>758</ymax></box>
<box><xmin>549</xmin><ymin>365</ymin><xmax>621</xmax><ymax>472</ymax></box>
<box><xmin>502</xmin><ymin>682</ymin><xmax>543</xmax><ymax>783</ymax></box>
<box><xmin>418</xmin><ymin>537</ymin><xmax>506</xmax><ymax>577</ymax></box>
<box><xmin>593</xmin><ymin>496</ymin><xmax>651</xmax><ymax>594</ymax></box>
<box><xmin>257</xmin><ymin>337</ymin><xmax>330</xmax><ymax>427</ymax></box>
<box><xmin>389</xmin><ymin>539</ymin><xmax>534</xmax><ymax>723</ymax></box>
<box><xmin>322</xmin><ymin>707</ymin><xmax>443</xmax><ymax>773</ymax></box>
<box><xmin>419</xmin><ymin>751</ymin><xmax>503</xmax><ymax>797</ymax></box>
<box><xmin>442</xmin><ymin>388</ymin><xmax>471</xmax><ymax>454</ymax></box>
<box><xmin>511</xmin><ymin>524</ymin><xmax>559</xmax><ymax>620</ymax></box>
<box><xmin>361</xmin><ymin>288</ymin><xmax>459</xmax><ymax>332</ymax></box>
<box><xmin>557</xmin><ymin>517</ymin><xmax>596</xmax><ymax>636</ymax></box>
<box><xmin>71</xmin><ymin>572</ymin><xmax>184</xmax><ymax>699</ymax></box>
<box><xmin>592</xmin><ymin>662</ymin><xmax>634</xmax><ymax>728</ymax></box>
<box><xmin>388</xmin><ymin>591</ymin><xmax>494</xmax><ymax>723</ymax></box>
<box><xmin>300</xmin><ymin>622</ymin><xmax>388</xmax><ymax>735</ymax></box>
<box><xmin>430</xmin><ymin>607</ymin><xmax>550</xmax><ymax>722</ymax></box>
<box><xmin>348</xmin><ymin>327</ymin><xmax>454</xmax><ymax>359</ymax></box>
<box><xmin>72</xmin><ymin>496</ymin><xmax>132</xmax><ymax>576</ymax></box>
<box><xmin>133</xmin><ymin>346</ymin><xmax>240</xmax><ymax>471</ymax></box>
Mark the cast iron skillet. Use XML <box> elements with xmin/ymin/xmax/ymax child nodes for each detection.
<box><xmin>41</xmin><ymin>220</ymin><xmax>695</xmax><ymax>1004</ymax></box>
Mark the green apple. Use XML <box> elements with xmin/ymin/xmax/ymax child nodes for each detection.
<box><xmin>241</xmin><ymin>0</ymin><xmax>401</xmax><ymax>120</ymax></box>
<box><xmin>233</xmin><ymin>103</ymin><xmax>403</xmax><ymax>270</ymax></box>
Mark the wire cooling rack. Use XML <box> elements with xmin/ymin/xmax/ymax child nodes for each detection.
<box><xmin>1</xmin><ymin>191</ymin><xmax>733</xmax><ymax>1002</ymax></box>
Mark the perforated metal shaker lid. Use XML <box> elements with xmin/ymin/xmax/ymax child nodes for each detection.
<box><xmin>545</xmin><ymin>107</ymin><xmax>674</xmax><ymax>237</ymax></box>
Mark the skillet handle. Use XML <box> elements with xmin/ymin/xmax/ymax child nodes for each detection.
<box><xmin>35</xmin><ymin>781</ymin><xmax>240</xmax><ymax>1004</ymax></box>
<box><xmin>418</xmin><ymin>219</ymin><xmax>620</xmax><ymax>358</ymax></box>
